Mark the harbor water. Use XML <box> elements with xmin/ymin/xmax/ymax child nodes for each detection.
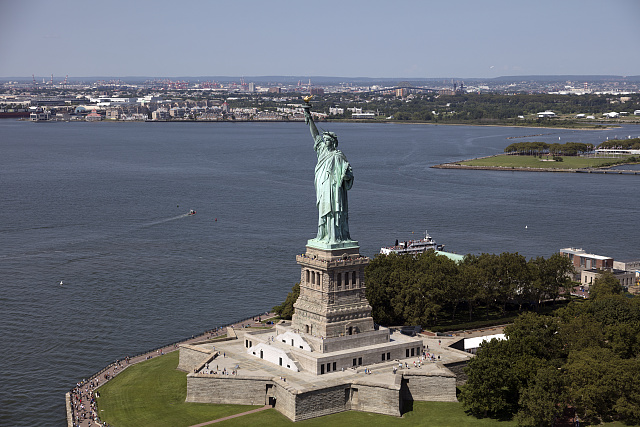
<box><xmin>1</xmin><ymin>120</ymin><xmax>639</xmax><ymax>426</ymax></box>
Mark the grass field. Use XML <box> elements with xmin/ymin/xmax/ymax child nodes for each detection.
<box><xmin>96</xmin><ymin>352</ymin><xmax>261</xmax><ymax>427</ymax></box>
<box><xmin>96</xmin><ymin>351</ymin><xmax>516</xmax><ymax>427</ymax></box>
<box><xmin>459</xmin><ymin>154</ymin><xmax>632</xmax><ymax>169</ymax></box>
<box><xmin>95</xmin><ymin>342</ymin><xmax>631</xmax><ymax>427</ymax></box>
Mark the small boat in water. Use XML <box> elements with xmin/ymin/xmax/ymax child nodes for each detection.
<box><xmin>380</xmin><ymin>230</ymin><xmax>444</xmax><ymax>255</ymax></box>
<box><xmin>189</xmin><ymin>210</ymin><xmax>196</xmax><ymax>215</ymax></box>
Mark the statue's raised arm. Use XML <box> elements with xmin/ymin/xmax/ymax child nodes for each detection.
<box><xmin>302</xmin><ymin>98</ymin><xmax>319</xmax><ymax>141</ymax></box>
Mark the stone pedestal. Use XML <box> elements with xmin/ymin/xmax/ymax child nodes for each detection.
<box><xmin>291</xmin><ymin>245</ymin><xmax>375</xmax><ymax>350</ymax></box>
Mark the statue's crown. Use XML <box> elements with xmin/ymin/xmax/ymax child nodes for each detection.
<box><xmin>323</xmin><ymin>131</ymin><xmax>338</xmax><ymax>142</ymax></box>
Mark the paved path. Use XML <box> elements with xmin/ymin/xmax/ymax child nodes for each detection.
<box><xmin>67</xmin><ymin>312</ymin><xmax>276</xmax><ymax>427</ymax></box>
<box><xmin>189</xmin><ymin>405</ymin><xmax>271</xmax><ymax>426</ymax></box>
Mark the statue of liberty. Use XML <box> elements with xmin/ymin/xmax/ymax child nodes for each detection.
<box><xmin>302</xmin><ymin>97</ymin><xmax>356</xmax><ymax>248</ymax></box>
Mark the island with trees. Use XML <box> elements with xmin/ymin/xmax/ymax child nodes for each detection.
<box><xmin>434</xmin><ymin>138</ymin><xmax>640</xmax><ymax>172</ymax></box>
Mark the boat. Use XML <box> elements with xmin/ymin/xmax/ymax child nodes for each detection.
<box><xmin>380</xmin><ymin>230</ymin><xmax>444</xmax><ymax>255</ymax></box>
<box><xmin>189</xmin><ymin>210</ymin><xmax>196</xmax><ymax>215</ymax></box>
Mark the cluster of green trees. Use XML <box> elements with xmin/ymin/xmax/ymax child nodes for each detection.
<box><xmin>504</xmin><ymin>141</ymin><xmax>594</xmax><ymax>156</ymax></box>
<box><xmin>214</xmin><ymin>92</ymin><xmax>640</xmax><ymax>125</ymax></box>
<box><xmin>273</xmin><ymin>251</ymin><xmax>575</xmax><ymax>326</ymax></box>
<box><xmin>364</xmin><ymin>252</ymin><xmax>574</xmax><ymax>328</ymax></box>
<box><xmin>326</xmin><ymin>93</ymin><xmax>640</xmax><ymax>124</ymax></box>
<box><xmin>460</xmin><ymin>272</ymin><xmax>640</xmax><ymax>426</ymax></box>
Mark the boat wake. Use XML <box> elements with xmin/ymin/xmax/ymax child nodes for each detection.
<box><xmin>143</xmin><ymin>213</ymin><xmax>192</xmax><ymax>227</ymax></box>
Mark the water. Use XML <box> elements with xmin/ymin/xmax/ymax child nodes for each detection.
<box><xmin>1</xmin><ymin>120</ymin><xmax>639</xmax><ymax>426</ymax></box>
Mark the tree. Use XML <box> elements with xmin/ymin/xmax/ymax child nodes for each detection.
<box><xmin>504</xmin><ymin>312</ymin><xmax>562</xmax><ymax>361</ymax></box>
<box><xmin>459</xmin><ymin>256</ymin><xmax>486</xmax><ymax>321</ymax></box>
<box><xmin>529</xmin><ymin>253</ymin><xmax>574</xmax><ymax>308</ymax></box>
<box><xmin>474</xmin><ymin>253</ymin><xmax>502</xmax><ymax>318</ymax></box>
<box><xmin>589</xmin><ymin>270</ymin><xmax>623</xmax><ymax>300</ymax></box>
<box><xmin>495</xmin><ymin>252</ymin><xmax>530</xmax><ymax>315</ymax></box>
<box><xmin>366</xmin><ymin>253</ymin><xmax>412</xmax><ymax>325</ymax></box>
<box><xmin>459</xmin><ymin>338</ymin><xmax>521</xmax><ymax>418</ymax></box>
<box><xmin>272</xmin><ymin>282</ymin><xmax>299</xmax><ymax>320</ymax></box>
<box><xmin>515</xmin><ymin>365</ymin><xmax>567</xmax><ymax>427</ymax></box>
<box><xmin>565</xmin><ymin>348</ymin><xmax>639</xmax><ymax>424</ymax></box>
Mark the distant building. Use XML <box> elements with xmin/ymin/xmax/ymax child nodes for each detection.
<box><xmin>352</xmin><ymin>112</ymin><xmax>375</xmax><ymax>119</ymax></box>
<box><xmin>537</xmin><ymin>111</ymin><xmax>557</xmax><ymax>118</ymax></box>
<box><xmin>329</xmin><ymin>107</ymin><xmax>344</xmax><ymax>115</ymax></box>
<box><xmin>594</xmin><ymin>148</ymin><xmax>640</xmax><ymax>156</ymax></box>
<box><xmin>85</xmin><ymin>110</ymin><xmax>103</xmax><ymax>121</ymax></box>
<box><xmin>581</xmin><ymin>268</ymin><xmax>636</xmax><ymax>290</ymax></box>
<box><xmin>151</xmin><ymin>108</ymin><xmax>170</xmax><ymax>120</ymax></box>
<box><xmin>560</xmin><ymin>248</ymin><xmax>613</xmax><ymax>278</ymax></box>
<box><xmin>268</xmin><ymin>87</ymin><xmax>281</xmax><ymax>94</ymax></box>
<box><xmin>613</xmin><ymin>260</ymin><xmax>640</xmax><ymax>272</ymax></box>
<box><xmin>310</xmin><ymin>87</ymin><xmax>324</xmax><ymax>95</ymax></box>
<box><xmin>170</xmin><ymin>107</ymin><xmax>186</xmax><ymax>118</ymax></box>
<box><xmin>30</xmin><ymin>111</ymin><xmax>51</xmax><ymax>121</ymax></box>
<box><xmin>396</xmin><ymin>88</ymin><xmax>408</xmax><ymax>97</ymax></box>
<box><xmin>105</xmin><ymin>109</ymin><xmax>120</xmax><ymax>120</ymax></box>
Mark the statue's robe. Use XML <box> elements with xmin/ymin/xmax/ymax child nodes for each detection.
<box><xmin>313</xmin><ymin>135</ymin><xmax>353</xmax><ymax>243</ymax></box>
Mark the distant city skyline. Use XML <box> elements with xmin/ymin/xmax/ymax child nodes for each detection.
<box><xmin>1</xmin><ymin>0</ymin><xmax>639</xmax><ymax>79</ymax></box>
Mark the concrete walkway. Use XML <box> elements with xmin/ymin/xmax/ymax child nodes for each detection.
<box><xmin>67</xmin><ymin>312</ymin><xmax>276</xmax><ymax>427</ymax></box>
<box><xmin>189</xmin><ymin>405</ymin><xmax>271</xmax><ymax>426</ymax></box>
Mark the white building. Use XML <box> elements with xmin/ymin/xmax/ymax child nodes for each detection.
<box><xmin>594</xmin><ymin>148</ymin><xmax>640</xmax><ymax>156</ymax></box>
<box><xmin>462</xmin><ymin>334</ymin><xmax>506</xmax><ymax>354</ymax></box>
<box><xmin>352</xmin><ymin>112</ymin><xmax>376</xmax><ymax>119</ymax></box>
<box><xmin>581</xmin><ymin>269</ymin><xmax>636</xmax><ymax>290</ymax></box>
<box><xmin>537</xmin><ymin>111</ymin><xmax>556</xmax><ymax>118</ymax></box>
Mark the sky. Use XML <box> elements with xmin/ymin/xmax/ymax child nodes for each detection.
<box><xmin>1</xmin><ymin>0</ymin><xmax>639</xmax><ymax>79</ymax></box>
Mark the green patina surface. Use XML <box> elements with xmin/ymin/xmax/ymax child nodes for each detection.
<box><xmin>303</xmin><ymin>102</ymin><xmax>356</xmax><ymax>248</ymax></box>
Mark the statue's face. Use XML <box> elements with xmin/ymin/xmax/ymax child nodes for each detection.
<box><xmin>324</xmin><ymin>136</ymin><xmax>337</xmax><ymax>150</ymax></box>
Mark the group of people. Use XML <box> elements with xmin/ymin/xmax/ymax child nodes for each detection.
<box><xmin>67</xmin><ymin>312</ymin><xmax>275</xmax><ymax>426</ymax></box>
<box><xmin>70</xmin><ymin>379</ymin><xmax>100</xmax><ymax>426</ymax></box>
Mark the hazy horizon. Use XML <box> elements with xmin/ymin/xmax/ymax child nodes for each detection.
<box><xmin>2</xmin><ymin>0</ymin><xmax>639</xmax><ymax>78</ymax></box>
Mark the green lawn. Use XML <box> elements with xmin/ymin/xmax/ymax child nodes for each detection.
<box><xmin>96</xmin><ymin>352</ymin><xmax>261</xmax><ymax>427</ymax></box>
<box><xmin>96</xmin><ymin>351</ymin><xmax>517</xmax><ymax>427</ymax></box>
<box><xmin>215</xmin><ymin>401</ymin><xmax>516</xmax><ymax>427</ymax></box>
<box><xmin>95</xmin><ymin>344</ymin><xmax>627</xmax><ymax>427</ymax></box>
<box><xmin>460</xmin><ymin>154</ymin><xmax>631</xmax><ymax>169</ymax></box>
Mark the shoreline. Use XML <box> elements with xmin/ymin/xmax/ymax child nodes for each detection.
<box><xmin>14</xmin><ymin>117</ymin><xmax>625</xmax><ymax>131</ymax></box>
<box><xmin>432</xmin><ymin>163</ymin><xmax>640</xmax><ymax>175</ymax></box>
<box><xmin>67</xmin><ymin>311</ymin><xmax>276</xmax><ymax>427</ymax></box>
